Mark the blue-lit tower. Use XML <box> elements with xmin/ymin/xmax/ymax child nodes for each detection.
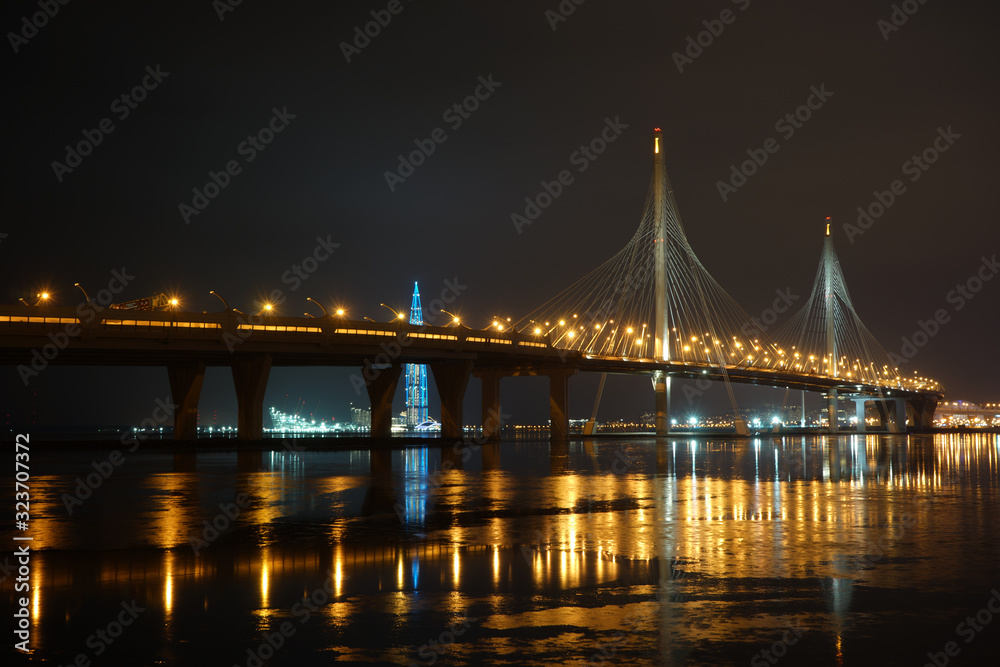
<box><xmin>405</xmin><ymin>282</ymin><xmax>429</xmax><ymax>426</ymax></box>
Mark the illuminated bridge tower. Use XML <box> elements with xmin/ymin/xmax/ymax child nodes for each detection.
<box><xmin>652</xmin><ymin>127</ymin><xmax>670</xmax><ymax>436</ymax></box>
<box><xmin>405</xmin><ymin>282</ymin><xmax>429</xmax><ymax>426</ymax></box>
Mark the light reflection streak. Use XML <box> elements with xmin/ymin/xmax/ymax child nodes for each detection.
<box><xmin>13</xmin><ymin>434</ymin><xmax>1000</xmax><ymax>662</ymax></box>
<box><xmin>163</xmin><ymin>550</ymin><xmax>174</xmax><ymax>618</ymax></box>
<box><xmin>260</xmin><ymin>547</ymin><xmax>271</xmax><ymax>612</ymax></box>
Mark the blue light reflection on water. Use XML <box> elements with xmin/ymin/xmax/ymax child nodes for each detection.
<box><xmin>3</xmin><ymin>433</ymin><xmax>999</xmax><ymax>665</ymax></box>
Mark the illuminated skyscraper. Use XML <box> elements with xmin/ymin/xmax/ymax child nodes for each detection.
<box><xmin>405</xmin><ymin>282</ymin><xmax>428</xmax><ymax>426</ymax></box>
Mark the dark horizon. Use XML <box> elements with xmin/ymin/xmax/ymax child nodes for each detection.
<box><xmin>3</xmin><ymin>1</ymin><xmax>998</xmax><ymax>427</ymax></box>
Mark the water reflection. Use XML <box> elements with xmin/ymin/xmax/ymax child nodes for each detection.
<box><xmin>3</xmin><ymin>433</ymin><xmax>998</xmax><ymax>665</ymax></box>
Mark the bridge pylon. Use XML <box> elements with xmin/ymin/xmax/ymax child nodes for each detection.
<box><xmin>653</xmin><ymin>128</ymin><xmax>670</xmax><ymax>436</ymax></box>
<box><xmin>822</xmin><ymin>221</ymin><xmax>838</xmax><ymax>433</ymax></box>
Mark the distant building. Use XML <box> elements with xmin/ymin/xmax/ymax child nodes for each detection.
<box><xmin>351</xmin><ymin>406</ymin><xmax>370</xmax><ymax>427</ymax></box>
<box><xmin>405</xmin><ymin>282</ymin><xmax>429</xmax><ymax>427</ymax></box>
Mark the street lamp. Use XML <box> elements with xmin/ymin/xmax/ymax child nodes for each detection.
<box><xmin>306</xmin><ymin>297</ymin><xmax>328</xmax><ymax>317</ymax></box>
<box><xmin>35</xmin><ymin>292</ymin><xmax>50</xmax><ymax>306</ymax></box>
<box><xmin>74</xmin><ymin>283</ymin><xmax>91</xmax><ymax>303</ymax></box>
<box><xmin>363</xmin><ymin>316</ymin><xmax>376</xmax><ymax>323</ymax></box>
<box><xmin>440</xmin><ymin>309</ymin><xmax>461</xmax><ymax>326</ymax></box>
<box><xmin>18</xmin><ymin>298</ymin><xmax>30</xmax><ymax>307</ymax></box>
<box><xmin>379</xmin><ymin>303</ymin><xmax>406</xmax><ymax>321</ymax></box>
<box><xmin>487</xmin><ymin>316</ymin><xmax>512</xmax><ymax>332</ymax></box>
<box><xmin>209</xmin><ymin>290</ymin><xmax>230</xmax><ymax>311</ymax></box>
<box><xmin>257</xmin><ymin>303</ymin><xmax>274</xmax><ymax>316</ymax></box>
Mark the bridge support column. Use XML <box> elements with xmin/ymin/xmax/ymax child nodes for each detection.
<box><xmin>549</xmin><ymin>369</ymin><xmax>576</xmax><ymax>441</ymax></box>
<box><xmin>905</xmin><ymin>398</ymin><xmax>937</xmax><ymax>430</ymax></box>
<box><xmin>167</xmin><ymin>361</ymin><xmax>205</xmax><ymax>441</ymax></box>
<box><xmin>475</xmin><ymin>369</ymin><xmax>503</xmax><ymax>440</ymax></box>
<box><xmin>365</xmin><ymin>364</ymin><xmax>402</xmax><ymax>438</ymax></box>
<box><xmin>889</xmin><ymin>398</ymin><xmax>908</xmax><ymax>433</ymax></box>
<box><xmin>430</xmin><ymin>361</ymin><xmax>473</xmax><ymax>439</ymax></box>
<box><xmin>232</xmin><ymin>354</ymin><xmax>272</xmax><ymax>441</ymax></box>
<box><xmin>827</xmin><ymin>388</ymin><xmax>839</xmax><ymax>435</ymax></box>
<box><xmin>653</xmin><ymin>371</ymin><xmax>669</xmax><ymax>437</ymax></box>
<box><xmin>854</xmin><ymin>398</ymin><xmax>868</xmax><ymax>433</ymax></box>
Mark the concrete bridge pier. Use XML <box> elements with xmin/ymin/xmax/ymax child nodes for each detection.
<box><xmin>364</xmin><ymin>364</ymin><xmax>402</xmax><ymax>438</ymax></box>
<box><xmin>907</xmin><ymin>397</ymin><xmax>939</xmax><ymax>430</ymax></box>
<box><xmin>548</xmin><ymin>369</ymin><xmax>576</xmax><ymax>440</ymax></box>
<box><xmin>827</xmin><ymin>388</ymin><xmax>839</xmax><ymax>434</ymax></box>
<box><xmin>851</xmin><ymin>397</ymin><xmax>909</xmax><ymax>433</ymax></box>
<box><xmin>885</xmin><ymin>399</ymin><xmax>907</xmax><ymax>433</ymax></box>
<box><xmin>232</xmin><ymin>354</ymin><xmax>272</xmax><ymax>440</ymax></box>
<box><xmin>474</xmin><ymin>369</ymin><xmax>504</xmax><ymax>439</ymax></box>
<box><xmin>653</xmin><ymin>371</ymin><xmax>669</xmax><ymax>436</ymax></box>
<box><xmin>853</xmin><ymin>398</ymin><xmax>868</xmax><ymax>432</ymax></box>
<box><xmin>167</xmin><ymin>361</ymin><xmax>205</xmax><ymax>440</ymax></box>
<box><xmin>430</xmin><ymin>361</ymin><xmax>473</xmax><ymax>439</ymax></box>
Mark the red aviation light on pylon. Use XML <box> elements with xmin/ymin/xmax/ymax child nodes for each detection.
<box><xmin>825</xmin><ymin>216</ymin><xmax>831</xmax><ymax>236</ymax></box>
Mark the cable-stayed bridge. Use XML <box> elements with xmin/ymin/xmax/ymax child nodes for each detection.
<box><xmin>0</xmin><ymin>129</ymin><xmax>942</xmax><ymax>440</ymax></box>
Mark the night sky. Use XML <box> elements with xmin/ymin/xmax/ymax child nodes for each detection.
<box><xmin>3</xmin><ymin>0</ymin><xmax>998</xmax><ymax>429</ymax></box>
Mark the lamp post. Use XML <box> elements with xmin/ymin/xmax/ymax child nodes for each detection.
<box><xmin>74</xmin><ymin>283</ymin><xmax>91</xmax><ymax>303</ymax></box>
<box><xmin>379</xmin><ymin>303</ymin><xmax>406</xmax><ymax>321</ymax></box>
<box><xmin>487</xmin><ymin>316</ymin><xmax>512</xmax><ymax>333</ymax></box>
<box><xmin>440</xmin><ymin>309</ymin><xmax>461</xmax><ymax>326</ymax></box>
<box><xmin>210</xmin><ymin>290</ymin><xmax>230</xmax><ymax>311</ymax></box>
<box><xmin>306</xmin><ymin>297</ymin><xmax>328</xmax><ymax>317</ymax></box>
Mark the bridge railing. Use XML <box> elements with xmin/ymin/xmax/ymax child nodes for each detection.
<box><xmin>0</xmin><ymin>306</ymin><xmax>558</xmax><ymax>354</ymax></box>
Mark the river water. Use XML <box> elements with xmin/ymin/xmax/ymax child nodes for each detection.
<box><xmin>3</xmin><ymin>433</ymin><xmax>999</xmax><ymax>666</ymax></box>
